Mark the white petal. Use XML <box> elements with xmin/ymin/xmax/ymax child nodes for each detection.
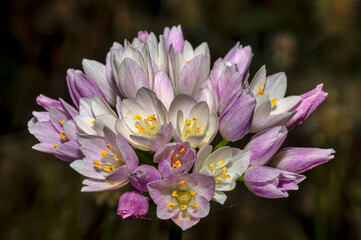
<box><xmin>212</xmin><ymin>191</ymin><xmax>227</xmax><ymax>205</ymax></box>
<box><xmin>250</xmin><ymin>65</ymin><xmax>266</xmax><ymax>94</ymax></box>
<box><xmin>264</xmin><ymin>72</ymin><xmax>287</xmax><ymax>100</ymax></box>
<box><xmin>91</xmin><ymin>96</ymin><xmax>117</xmax><ymax>118</ymax></box>
<box><xmin>169</xmin><ymin>94</ymin><xmax>197</xmax><ymax>127</ymax></box>
<box><xmin>195</xmin><ymin>145</ymin><xmax>213</xmax><ymax>172</ymax></box>
<box><xmin>75</xmin><ymin>115</ymin><xmax>97</xmax><ymax>135</ymax></box>
<box><xmin>270</xmin><ymin>95</ymin><xmax>301</xmax><ymax>115</ymax></box>
<box><xmin>253</xmin><ymin>95</ymin><xmax>271</xmax><ymax>123</ymax></box>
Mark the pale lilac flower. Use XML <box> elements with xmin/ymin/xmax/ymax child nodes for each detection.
<box><xmin>163</xmin><ymin>25</ymin><xmax>184</xmax><ymax>53</ymax></box>
<box><xmin>194</xmin><ymin>146</ymin><xmax>250</xmax><ymax>204</ymax></box>
<box><xmin>36</xmin><ymin>94</ymin><xmax>61</xmax><ymax>110</ymax></box>
<box><xmin>244</xmin><ymin>126</ymin><xmax>288</xmax><ymax>166</ymax></box>
<box><xmin>168</xmin><ymin>40</ymin><xmax>210</xmax><ymax>99</ymax></box>
<box><xmin>156</xmin><ymin>142</ymin><xmax>197</xmax><ymax>178</ymax></box>
<box><xmin>117</xmin><ymin>191</ymin><xmax>149</xmax><ymax>219</ymax></box>
<box><xmin>271</xmin><ymin>147</ymin><xmax>335</xmax><ymax>173</ymax></box>
<box><xmin>219</xmin><ymin>89</ymin><xmax>256</xmax><ymax>142</ymax></box>
<box><xmin>285</xmin><ymin>84</ymin><xmax>328</xmax><ymax>130</ymax></box>
<box><xmin>196</xmin><ymin>79</ymin><xmax>219</xmax><ymax>114</ymax></box>
<box><xmin>250</xmin><ymin>66</ymin><xmax>301</xmax><ymax>132</ymax></box>
<box><xmin>147</xmin><ymin>172</ymin><xmax>215</xmax><ymax>231</ymax></box>
<box><xmin>224</xmin><ymin>43</ymin><xmax>253</xmax><ymax>75</ymax></box>
<box><xmin>70</xmin><ymin>128</ymin><xmax>138</xmax><ymax>192</ymax></box>
<box><xmin>129</xmin><ymin>165</ymin><xmax>161</xmax><ymax>192</ymax></box>
<box><xmin>28</xmin><ymin>96</ymin><xmax>82</xmax><ymax>162</ymax></box>
<box><xmin>169</xmin><ymin>94</ymin><xmax>218</xmax><ymax>148</ymax></box>
<box><xmin>137</xmin><ymin>31</ymin><xmax>149</xmax><ymax>43</ymax></box>
<box><xmin>115</xmin><ymin>88</ymin><xmax>173</xmax><ymax>151</ymax></box>
<box><xmin>244</xmin><ymin>166</ymin><xmax>306</xmax><ymax>199</ymax></box>
<box><xmin>74</xmin><ymin>96</ymin><xmax>119</xmax><ymax>136</ymax></box>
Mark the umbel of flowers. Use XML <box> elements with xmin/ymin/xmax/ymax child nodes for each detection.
<box><xmin>28</xmin><ymin>25</ymin><xmax>334</xmax><ymax>231</ymax></box>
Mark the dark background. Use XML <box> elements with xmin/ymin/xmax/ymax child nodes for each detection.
<box><xmin>1</xmin><ymin>0</ymin><xmax>361</xmax><ymax>239</ymax></box>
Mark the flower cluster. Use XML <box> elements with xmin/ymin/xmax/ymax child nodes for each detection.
<box><xmin>28</xmin><ymin>25</ymin><xmax>334</xmax><ymax>230</ymax></box>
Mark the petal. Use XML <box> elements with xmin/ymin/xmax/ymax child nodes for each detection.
<box><xmin>263</xmin><ymin>72</ymin><xmax>287</xmax><ymax>100</ymax></box>
<box><xmin>270</xmin><ymin>95</ymin><xmax>301</xmax><ymax>115</ymax></box>
<box><xmin>251</xmin><ymin>111</ymin><xmax>296</xmax><ymax>133</ymax></box>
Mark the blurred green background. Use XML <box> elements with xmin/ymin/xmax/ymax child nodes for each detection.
<box><xmin>1</xmin><ymin>0</ymin><xmax>361</xmax><ymax>239</ymax></box>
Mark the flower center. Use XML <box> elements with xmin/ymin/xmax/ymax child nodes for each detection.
<box><xmin>92</xmin><ymin>144</ymin><xmax>124</xmax><ymax>173</ymax></box>
<box><xmin>209</xmin><ymin>160</ymin><xmax>231</xmax><ymax>182</ymax></box>
<box><xmin>182</xmin><ymin>117</ymin><xmax>201</xmax><ymax>139</ymax></box>
<box><xmin>133</xmin><ymin>114</ymin><xmax>160</xmax><ymax>137</ymax></box>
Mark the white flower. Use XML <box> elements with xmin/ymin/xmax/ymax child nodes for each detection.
<box><xmin>250</xmin><ymin>66</ymin><xmax>301</xmax><ymax>132</ymax></box>
<box><xmin>194</xmin><ymin>145</ymin><xmax>250</xmax><ymax>204</ymax></box>
<box><xmin>169</xmin><ymin>95</ymin><xmax>218</xmax><ymax>148</ymax></box>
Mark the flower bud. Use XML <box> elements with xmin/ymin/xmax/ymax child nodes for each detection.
<box><xmin>129</xmin><ymin>165</ymin><xmax>161</xmax><ymax>192</ymax></box>
<box><xmin>117</xmin><ymin>191</ymin><xmax>149</xmax><ymax>219</ymax></box>
<box><xmin>36</xmin><ymin>94</ymin><xmax>61</xmax><ymax>111</ymax></box>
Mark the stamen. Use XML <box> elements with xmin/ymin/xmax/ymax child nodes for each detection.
<box><xmin>186</xmin><ymin>128</ymin><xmax>191</xmax><ymax>134</ymax></box>
<box><xmin>209</xmin><ymin>163</ymin><xmax>215</xmax><ymax>170</ymax></box>
<box><xmin>101</xmin><ymin>150</ymin><xmax>108</xmax><ymax>157</ymax></box>
<box><xmin>191</xmin><ymin>191</ymin><xmax>195</xmax><ymax>197</ymax></box>
<box><xmin>194</xmin><ymin>126</ymin><xmax>201</xmax><ymax>134</ymax></box>
<box><xmin>149</xmin><ymin>125</ymin><xmax>155</xmax><ymax>130</ymax></box>
<box><xmin>258</xmin><ymin>88</ymin><xmax>263</xmax><ymax>95</ymax></box>
<box><xmin>222</xmin><ymin>167</ymin><xmax>228</xmax><ymax>172</ymax></box>
<box><xmin>216</xmin><ymin>177</ymin><xmax>223</xmax><ymax>182</ymax></box>
<box><xmin>113</xmin><ymin>156</ymin><xmax>119</xmax><ymax>161</ymax></box>
<box><xmin>52</xmin><ymin>144</ymin><xmax>58</xmax><ymax>149</ymax></box>
<box><xmin>180</xmin><ymin>147</ymin><xmax>185</xmax><ymax>153</ymax></box>
<box><xmin>103</xmin><ymin>165</ymin><xmax>114</xmax><ymax>172</ymax></box>
<box><xmin>147</xmin><ymin>115</ymin><xmax>157</xmax><ymax>121</ymax></box>
<box><xmin>271</xmin><ymin>98</ymin><xmax>277</xmax><ymax>106</ymax></box>
<box><xmin>168</xmin><ymin>202</ymin><xmax>175</xmax><ymax>209</ymax></box>
<box><xmin>267</xmin><ymin>94</ymin><xmax>270</xmax><ymax>97</ymax></box>
<box><xmin>171</xmin><ymin>191</ymin><xmax>178</xmax><ymax>197</ymax></box>
<box><xmin>192</xmin><ymin>203</ymin><xmax>198</xmax><ymax>209</ymax></box>
<box><xmin>172</xmin><ymin>160</ymin><xmax>182</xmax><ymax>169</ymax></box>
<box><xmin>106</xmin><ymin>144</ymin><xmax>112</xmax><ymax>149</ymax></box>
<box><xmin>60</xmin><ymin>120</ymin><xmax>65</xmax><ymax>126</ymax></box>
<box><xmin>91</xmin><ymin>120</ymin><xmax>95</xmax><ymax>125</ymax></box>
<box><xmin>60</xmin><ymin>132</ymin><xmax>66</xmax><ymax>140</ymax></box>
<box><xmin>181</xmin><ymin>205</ymin><xmax>187</xmax><ymax>210</ymax></box>
<box><xmin>192</xmin><ymin>117</ymin><xmax>198</xmax><ymax>121</ymax></box>
<box><xmin>217</xmin><ymin>160</ymin><xmax>225</xmax><ymax>166</ymax></box>
<box><xmin>133</xmin><ymin>115</ymin><xmax>142</xmax><ymax>120</ymax></box>
<box><xmin>185</xmin><ymin>119</ymin><xmax>191</xmax><ymax>126</ymax></box>
<box><xmin>179</xmin><ymin>181</ymin><xmax>186</xmax><ymax>187</ymax></box>
<box><xmin>93</xmin><ymin>160</ymin><xmax>101</xmax><ymax>167</ymax></box>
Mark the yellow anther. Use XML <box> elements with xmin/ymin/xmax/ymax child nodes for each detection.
<box><xmin>222</xmin><ymin>172</ymin><xmax>227</xmax><ymax>179</ymax></box>
<box><xmin>222</xmin><ymin>167</ymin><xmax>228</xmax><ymax>172</ymax></box>
<box><xmin>60</xmin><ymin>120</ymin><xmax>65</xmax><ymax>126</ymax></box>
<box><xmin>194</xmin><ymin>126</ymin><xmax>201</xmax><ymax>134</ymax></box>
<box><xmin>60</xmin><ymin>132</ymin><xmax>66</xmax><ymax>140</ymax></box>
<box><xmin>209</xmin><ymin>163</ymin><xmax>215</xmax><ymax>170</ymax></box>
<box><xmin>191</xmin><ymin>191</ymin><xmax>195</xmax><ymax>197</ymax></box>
<box><xmin>216</xmin><ymin>177</ymin><xmax>223</xmax><ymax>182</ymax></box>
<box><xmin>192</xmin><ymin>117</ymin><xmax>198</xmax><ymax>121</ymax></box>
<box><xmin>271</xmin><ymin>98</ymin><xmax>277</xmax><ymax>106</ymax></box>
<box><xmin>93</xmin><ymin>160</ymin><xmax>101</xmax><ymax>167</ymax></box>
<box><xmin>181</xmin><ymin>205</ymin><xmax>187</xmax><ymax>210</ymax></box>
<box><xmin>168</xmin><ymin>202</ymin><xmax>175</xmax><ymax>209</ymax></box>
<box><xmin>171</xmin><ymin>191</ymin><xmax>178</xmax><ymax>197</ymax></box>
<box><xmin>149</xmin><ymin>125</ymin><xmax>155</xmax><ymax>130</ymax></box>
<box><xmin>226</xmin><ymin>174</ymin><xmax>231</xmax><ymax>179</ymax></box>
<box><xmin>192</xmin><ymin>203</ymin><xmax>198</xmax><ymax>209</ymax></box>
<box><xmin>258</xmin><ymin>88</ymin><xmax>264</xmax><ymax>95</ymax></box>
<box><xmin>103</xmin><ymin>165</ymin><xmax>114</xmax><ymax>172</ymax></box>
<box><xmin>106</xmin><ymin>144</ymin><xmax>112</xmax><ymax>149</ymax></box>
<box><xmin>180</xmin><ymin>147</ymin><xmax>185</xmax><ymax>153</ymax></box>
<box><xmin>91</xmin><ymin>120</ymin><xmax>95</xmax><ymax>125</ymax></box>
<box><xmin>186</xmin><ymin>128</ymin><xmax>191</xmax><ymax>134</ymax></box>
<box><xmin>179</xmin><ymin>181</ymin><xmax>186</xmax><ymax>187</ymax></box>
<box><xmin>267</xmin><ymin>94</ymin><xmax>270</xmax><ymax>97</ymax></box>
<box><xmin>101</xmin><ymin>150</ymin><xmax>108</xmax><ymax>157</ymax></box>
<box><xmin>186</xmin><ymin>60</ymin><xmax>189</xmax><ymax>63</ymax></box>
<box><xmin>212</xmin><ymin>170</ymin><xmax>216</xmax><ymax>175</ymax></box>
<box><xmin>147</xmin><ymin>115</ymin><xmax>157</xmax><ymax>121</ymax></box>
<box><xmin>52</xmin><ymin>144</ymin><xmax>58</xmax><ymax>149</ymax></box>
<box><xmin>185</xmin><ymin>119</ymin><xmax>191</xmax><ymax>126</ymax></box>
<box><xmin>133</xmin><ymin>114</ymin><xmax>142</xmax><ymax>120</ymax></box>
<box><xmin>113</xmin><ymin>156</ymin><xmax>119</xmax><ymax>161</ymax></box>
<box><xmin>58</xmin><ymin>98</ymin><xmax>61</xmax><ymax>101</ymax></box>
<box><xmin>172</xmin><ymin>160</ymin><xmax>182</xmax><ymax>169</ymax></box>
<box><xmin>217</xmin><ymin>160</ymin><xmax>225</xmax><ymax>166</ymax></box>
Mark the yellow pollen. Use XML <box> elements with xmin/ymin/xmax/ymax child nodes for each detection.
<box><xmin>60</xmin><ymin>132</ymin><xmax>66</xmax><ymax>140</ymax></box>
<box><xmin>113</xmin><ymin>156</ymin><xmax>119</xmax><ymax>161</ymax></box>
<box><xmin>222</xmin><ymin>167</ymin><xmax>228</xmax><ymax>172</ymax></box>
<box><xmin>58</xmin><ymin>98</ymin><xmax>61</xmax><ymax>101</ymax></box>
<box><xmin>136</xmin><ymin>124</ymin><xmax>146</xmax><ymax>133</ymax></box>
<box><xmin>133</xmin><ymin>115</ymin><xmax>142</xmax><ymax>120</ymax></box>
<box><xmin>91</xmin><ymin>120</ymin><xmax>95</xmax><ymax>125</ymax></box>
<box><xmin>209</xmin><ymin>163</ymin><xmax>215</xmax><ymax>170</ymax></box>
<box><xmin>194</xmin><ymin>126</ymin><xmax>201</xmax><ymax>134</ymax></box>
<box><xmin>185</xmin><ymin>119</ymin><xmax>191</xmax><ymax>126</ymax></box>
<box><xmin>192</xmin><ymin>203</ymin><xmax>198</xmax><ymax>209</ymax></box>
<box><xmin>52</xmin><ymin>144</ymin><xmax>58</xmax><ymax>149</ymax></box>
<box><xmin>179</xmin><ymin>181</ymin><xmax>186</xmax><ymax>187</ymax></box>
<box><xmin>147</xmin><ymin>115</ymin><xmax>157</xmax><ymax>121</ymax></box>
<box><xmin>186</xmin><ymin>60</ymin><xmax>189</xmax><ymax>63</ymax></box>
<box><xmin>168</xmin><ymin>202</ymin><xmax>175</xmax><ymax>209</ymax></box>
<box><xmin>258</xmin><ymin>88</ymin><xmax>264</xmax><ymax>95</ymax></box>
<box><xmin>192</xmin><ymin>117</ymin><xmax>198</xmax><ymax>121</ymax></box>
<box><xmin>180</xmin><ymin>147</ymin><xmax>185</xmax><ymax>153</ymax></box>
<box><xmin>149</xmin><ymin>125</ymin><xmax>155</xmax><ymax>130</ymax></box>
<box><xmin>222</xmin><ymin>173</ymin><xmax>227</xmax><ymax>179</ymax></box>
<box><xmin>271</xmin><ymin>98</ymin><xmax>277</xmax><ymax>106</ymax></box>
<box><xmin>267</xmin><ymin>94</ymin><xmax>270</xmax><ymax>97</ymax></box>
<box><xmin>191</xmin><ymin>191</ymin><xmax>195</xmax><ymax>197</ymax></box>
<box><xmin>216</xmin><ymin>177</ymin><xmax>223</xmax><ymax>182</ymax></box>
<box><xmin>186</xmin><ymin>128</ymin><xmax>191</xmax><ymax>134</ymax></box>
<box><xmin>93</xmin><ymin>160</ymin><xmax>101</xmax><ymax>167</ymax></box>
<box><xmin>172</xmin><ymin>160</ymin><xmax>182</xmax><ymax>169</ymax></box>
<box><xmin>106</xmin><ymin>144</ymin><xmax>112</xmax><ymax>149</ymax></box>
<box><xmin>103</xmin><ymin>165</ymin><xmax>114</xmax><ymax>172</ymax></box>
<box><xmin>101</xmin><ymin>150</ymin><xmax>108</xmax><ymax>157</ymax></box>
<box><xmin>60</xmin><ymin>120</ymin><xmax>65</xmax><ymax>126</ymax></box>
<box><xmin>217</xmin><ymin>160</ymin><xmax>225</xmax><ymax>166</ymax></box>
<box><xmin>171</xmin><ymin>191</ymin><xmax>178</xmax><ymax>197</ymax></box>
<box><xmin>181</xmin><ymin>205</ymin><xmax>187</xmax><ymax>210</ymax></box>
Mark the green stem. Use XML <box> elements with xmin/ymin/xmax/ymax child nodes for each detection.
<box><xmin>213</xmin><ymin>139</ymin><xmax>229</xmax><ymax>151</ymax></box>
